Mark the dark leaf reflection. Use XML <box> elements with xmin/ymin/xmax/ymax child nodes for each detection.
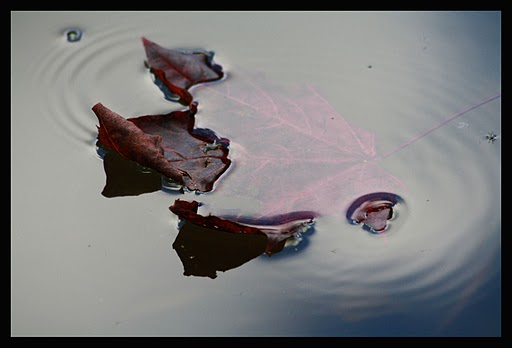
<box><xmin>99</xmin><ymin>144</ymin><xmax>163</xmax><ymax>197</ymax></box>
<box><xmin>172</xmin><ymin>220</ymin><xmax>270</xmax><ymax>279</ymax></box>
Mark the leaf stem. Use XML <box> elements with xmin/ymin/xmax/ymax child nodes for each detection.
<box><xmin>381</xmin><ymin>92</ymin><xmax>501</xmax><ymax>159</ymax></box>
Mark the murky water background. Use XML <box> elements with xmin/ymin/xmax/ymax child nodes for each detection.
<box><xmin>11</xmin><ymin>11</ymin><xmax>500</xmax><ymax>336</ymax></box>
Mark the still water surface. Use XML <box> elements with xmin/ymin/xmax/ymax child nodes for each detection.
<box><xmin>11</xmin><ymin>11</ymin><xmax>500</xmax><ymax>336</ymax></box>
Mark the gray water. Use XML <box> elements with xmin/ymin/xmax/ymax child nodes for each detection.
<box><xmin>11</xmin><ymin>11</ymin><xmax>500</xmax><ymax>336</ymax></box>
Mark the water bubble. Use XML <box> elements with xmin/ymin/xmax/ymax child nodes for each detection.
<box><xmin>284</xmin><ymin>235</ymin><xmax>302</xmax><ymax>248</ymax></box>
<box><xmin>64</xmin><ymin>28</ymin><xmax>82</xmax><ymax>42</ymax></box>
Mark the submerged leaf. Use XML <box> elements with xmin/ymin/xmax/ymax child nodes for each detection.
<box><xmin>93</xmin><ymin>102</ymin><xmax>231</xmax><ymax>193</ymax></box>
<box><xmin>194</xmin><ymin>68</ymin><xmax>407</xmax><ymax>217</ymax></box>
<box><xmin>142</xmin><ymin>37</ymin><xmax>224</xmax><ymax>105</ymax></box>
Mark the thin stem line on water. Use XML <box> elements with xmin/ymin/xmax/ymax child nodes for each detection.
<box><xmin>380</xmin><ymin>92</ymin><xmax>501</xmax><ymax>159</ymax></box>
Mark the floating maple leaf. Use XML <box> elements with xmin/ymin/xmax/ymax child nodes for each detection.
<box><xmin>142</xmin><ymin>37</ymin><xmax>224</xmax><ymax>106</ymax></box>
<box><xmin>93</xmin><ymin>102</ymin><xmax>231</xmax><ymax>193</ymax></box>
<box><xmin>194</xmin><ymin>68</ymin><xmax>407</xmax><ymax>218</ymax></box>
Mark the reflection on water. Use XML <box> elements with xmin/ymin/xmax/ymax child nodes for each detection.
<box><xmin>173</xmin><ymin>219</ymin><xmax>316</xmax><ymax>279</ymax></box>
<box><xmin>97</xmin><ymin>143</ymin><xmax>162</xmax><ymax>197</ymax></box>
<box><xmin>99</xmin><ymin>145</ymin><xmax>413</xmax><ymax>280</ymax></box>
<box><xmin>169</xmin><ymin>199</ymin><xmax>317</xmax><ymax>278</ymax></box>
<box><xmin>11</xmin><ymin>11</ymin><xmax>500</xmax><ymax>336</ymax></box>
<box><xmin>173</xmin><ymin>220</ymin><xmax>269</xmax><ymax>279</ymax></box>
<box><xmin>96</xmin><ymin>141</ymin><xmax>320</xmax><ymax>279</ymax></box>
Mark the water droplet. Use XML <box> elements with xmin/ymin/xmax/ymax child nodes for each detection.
<box><xmin>64</xmin><ymin>28</ymin><xmax>82</xmax><ymax>42</ymax></box>
<box><xmin>161</xmin><ymin>176</ymin><xmax>184</xmax><ymax>192</ymax></box>
<box><xmin>95</xmin><ymin>141</ymin><xmax>109</xmax><ymax>159</ymax></box>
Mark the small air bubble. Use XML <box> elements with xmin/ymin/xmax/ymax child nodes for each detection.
<box><xmin>65</xmin><ymin>28</ymin><xmax>82</xmax><ymax>42</ymax></box>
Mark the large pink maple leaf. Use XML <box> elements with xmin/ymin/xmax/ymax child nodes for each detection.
<box><xmin>195</xmin><ymin>69</ymin><xmax>407</xmax><ymax>218</ymax></box>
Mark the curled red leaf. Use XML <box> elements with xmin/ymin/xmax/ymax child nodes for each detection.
<box><xmin>93</xmin><ymin>102</ymin><xmax>231</xmax><ymax>193</ymax></box>
<box><xmin>93</xmin><ymin>102</ymin><xmax>188</xmax><ymax>185</ymax></box>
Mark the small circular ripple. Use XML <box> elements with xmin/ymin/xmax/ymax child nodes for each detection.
<box><xmin>247</xmin><ymin>27</ymin><xmax>501</xmax><ymax>329</ymax></box>
<box><xmin>346</xmin><ymin>192</ymin><xmax>405</xmax><ymax>234</ymax></box>
<box><xmin>64</xmin><ymin>28</ymin><xmax>83</xmax><ymax>42</ymax></box>
<box><xmin>29</xmin><ymin>23</ymin><xmax>158</xmax><ymax>152</ymax></box>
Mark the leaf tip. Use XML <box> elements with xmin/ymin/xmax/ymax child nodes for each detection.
<box><xmin>91</xmin><ymin>102</ymin><xmax>104</xmax><ymax>112</ymax></box>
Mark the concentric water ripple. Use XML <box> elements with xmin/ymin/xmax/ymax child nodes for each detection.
<box><xmin>192</xmin><ymin>13</ymin><xmax>501</xmax><ymax>331</ymax></box>
<box><xmin>29</xmin><ymin>22</ymin><xmax>172</xmax><ymax>155</ymax></box>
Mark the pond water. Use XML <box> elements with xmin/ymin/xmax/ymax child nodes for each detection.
<box><xmin>11</xmin><ymin>11</ymin><xmax>500</xmax><ymax>336</ymax></box>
